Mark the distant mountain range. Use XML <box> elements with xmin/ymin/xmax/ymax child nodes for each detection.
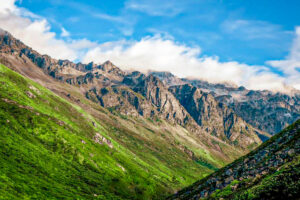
<box><xmin>150</xmin><ymin>71</ymin><xmax>300</xmax><ymax>135</ymax></box>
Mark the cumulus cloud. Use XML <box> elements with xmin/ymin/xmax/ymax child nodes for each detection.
<box><xmin>0</xmin><ymin>0</ymin><xmax>94</xmax><ymax>60</ymax></box>
<box><xmin>0</xmin><ymin>0</ymin><xmax>16</xmax><ymax>13</ymax></box>
<box><xmin>60</xmin><ymin>27</ymin><xmax>70</xmax><ymax>37</ymax></box>
<box><xmin>267</xmin><ymin>26</ymin><xmax>300</xmax><ymax>90</ymax></box>
<box><xmin>83</xmin><ymin>34</ymin><xmax>293</xmax><ymax>91</ymax></box>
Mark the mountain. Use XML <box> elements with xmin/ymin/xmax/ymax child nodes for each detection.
<box><xmin>0</xmin><ymin>30</ymin><xmax>269</xmax><ymax>199</ymax></box>
<box><xmin>169</xmin><ymin>84</ymin><xmax>264</xmax><ymax>146</ymax></box>
<box><xmin>150</xmin><ymin>72</ymin><xmax>300</xmax><ymax>135</ymax></box>
<box><xmin>168</xmin><ymin>119</ymin><xmax>300</xmax><ymax>200</ymax></box>
<box><xmin>0</xmin><ymin>29</ymin><xmax>263</xmax><ymax>150</ymax></box>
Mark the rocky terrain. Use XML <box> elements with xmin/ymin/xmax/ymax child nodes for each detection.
<box><xmin>169</xmin><ymin>84</ymin><xmax>262</xmax><ymax>146</ymax></box>
<box><xmin>168</xmin><ymin>119</ymin><xmax>300</xmax><ymax>199</ymax></box>
<box><xmin>151</xmin><ymin>72</ymin><xmax>300</xmax><ymax>135</ymax></box>
<box><xmin>0</xmin><ymin>29</ymin><xmax>264</xmax><ymax>151</ymax></box>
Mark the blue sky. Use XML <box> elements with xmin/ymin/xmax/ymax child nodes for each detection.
<box><xmin>1</xmin><ymin>0</ymin><xmax>300</xmax><ymax>91</ymax></box>
<box><xmin>16</xmin><ymin>0</ymin><xmax>299</xmax><ymax>64</ymax></box>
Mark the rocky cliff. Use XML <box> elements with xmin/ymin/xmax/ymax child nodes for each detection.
<box><xmin>169</xmin><ymin>84</ymin><xmax>263</xmax><ymax>147</ymax></box>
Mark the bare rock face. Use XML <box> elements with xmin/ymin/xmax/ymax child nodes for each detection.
<box><xmin>93</xmin><ymin>133</ymin><xmax>113</xmax><ymax>148</ymax></box>
<box><xmin>184</xmin><ymin>79</ymin><xmax>300</xmax><ymax>135</ymax></box>
<box><xmin>130</xmin><ymin>74</ymin><xmax>193</xmax><ymax>125</ymax></box>
<box><xmin>86</xmin><ymin>85</ymin><xmax>152</xmax><ymax>117</ymax></box>
<box><xmin>225</xmin><ymin>91</ymin><xmax>300</xmax><ymax>135</ymax></box>
<box><xmin>169</xmin><ymin>84</ymin><xmax>262</xmax><ymax>147</ymax></box>
<box><xmin>151</xmin><ymin>72</ymin><xmax>300</xmax><ymax>136</ymax></box>
<box><xmin>97</xmin><ymin>60</ymin><xmax>125</xmax><ymax>77</ymax></box>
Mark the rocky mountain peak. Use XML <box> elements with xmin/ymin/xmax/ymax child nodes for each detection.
<box><xmin>0</xmin><ymin>31</ymin><xmax>26</xmax><ymax>54</ymax></box>
<box><xmin>150</xmin><ymin>71</ymin><xmax>175</xmax><ymax>78</ymax></box>
<box><xmin>122</xmin><ymin>71</ymin><xmax>146</xmax><ymax>86</ymax></box>
<box><xmin>97</xmin><ymin>60</ymin><xmax>125</xmax><ymax>77</ymax></box>
<box><xmin>150</xmin><ymin>71</ymin><xmax>185</xmax><ymax>86</ymax></box>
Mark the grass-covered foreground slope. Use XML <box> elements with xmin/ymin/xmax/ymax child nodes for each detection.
<box><xmin>0</xmin><ymin>63</ymin><xmax>237</xmax><ymax>199</ymax></box>
<box><xmin>0</xmin><ymin>63</ymin><xmax>192</xmax><ymax>199</ymax></box>
<box><xmin>169</xmin><ymin>119</ymin><xmax>300</xmax><ymax>200</ymax></box>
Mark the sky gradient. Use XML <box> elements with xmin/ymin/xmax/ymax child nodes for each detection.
<box><xmin>0</xmin><ymin>0</ymin><xmax>300</xmax><ymax>91</ymax></box>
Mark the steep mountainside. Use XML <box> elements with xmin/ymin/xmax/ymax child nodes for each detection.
<box><xmin>168</xmin><ymin>119</ymin><xmax>300</xmax><ymax>200</ymax></box>
<box><xmin>169</xmin><ymin>84</ymin><xmax>264</xmax><ymax>146</ymax></box>
<box><xmin>0</xmin><ymin>29</ymin><xmax>263</xmax><ymax>151</ymax></box>
<box><xmin>150</xmin><ymin>72</ymin><xmax>300</xmax><ymax>135</ymax></box>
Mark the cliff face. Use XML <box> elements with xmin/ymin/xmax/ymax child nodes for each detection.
<box><xmin>184</xmin><ymin>79</ymin><xmax>300</xmax><ymax>135</ymax></box>
<box><xmin>169</xmin><ymin>119</ymin><xmax>300</xmax><ymax>200</ymax></box>
<box><xmin>169</xmin><ymin>84</ymin><xmax>262</xmax><ymax>147</ymax></box>
<box><xmin>129</xmin><ymin>74</ymin><xmax>194</xmax><ymax>126</ymax></box>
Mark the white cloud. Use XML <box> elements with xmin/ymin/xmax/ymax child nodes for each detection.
<box><xmin>0</xmin><ymin>0</ymin><xmax>16</xmax><ymax>13</ymax></box>
<box><xmin>125</xmin><ymin>0</ymin><xmax>185</xmax><ymax>17</ymax></box>
<box><xmin>0</xmin><ymin>0</ymin><xmax>94</xmax><ymax>61</ymax></box>
<box><xmin>267</xmin><ymin>26</ymin><xmax>300</xmax><ymax>90</ymax></box>
<box><xmin>83</xmin><ymin>34</ymin><xmax>294</xmax><ymax>91</ymax></box>
<box><xmin>60</xmin><ymin>27</ymin><xmax>70</xmax><ymax>37</ymax></box>
<box><xmin>221</xmin><ymin>19</ymin><xmax>292</xmax><ymax>41</ymax></box>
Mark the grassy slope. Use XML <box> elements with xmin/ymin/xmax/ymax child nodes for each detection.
<box><xmin>210</xmin><ymin>155</ymin><xmax>300</xmax><ymax>200</ymax></box>
<box><xmin>170</xmin><ymin>120</ymin><xmax>299</xmax><ymax>200</ymax></box>
<box><xmin>0</xmin><ymin>63</ymin><xmax>227</xmax><ymax>199</ymax></box>
<box><xmin>208</xmin><ymin>120</ymin><xmax>300</xmax><ymax>200</ymax></box>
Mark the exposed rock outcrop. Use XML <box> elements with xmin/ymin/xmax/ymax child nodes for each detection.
<box><xmin>169</xmin><ymin>84</ymin><xmax>262</xmax><ymax>147</ymax></box>
<box><xmin>151</xmin><ymin>72</ymin><xmax>300</xmax><ymax>135</ymax></box>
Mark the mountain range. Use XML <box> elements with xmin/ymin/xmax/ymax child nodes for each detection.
<box><xmin>0</xmin><ymin>29</ymin><xmax>299</xmax><ymax>199</ymax></box>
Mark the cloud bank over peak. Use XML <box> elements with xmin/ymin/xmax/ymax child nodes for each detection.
<box><xmin>0</xmin><ymin>0</ymin><xmax>299</xmax><ymax>92</ymax></box>
<box><xmin>83</xmin><ymin>34</ymin><xmax>299</xmax><ymax>92</ymax></box>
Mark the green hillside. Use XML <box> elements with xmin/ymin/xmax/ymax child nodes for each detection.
<box><xmin>0</xmin><ymin>63</ymin><xmax>225</xmax><ymax>199</ymax></box>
